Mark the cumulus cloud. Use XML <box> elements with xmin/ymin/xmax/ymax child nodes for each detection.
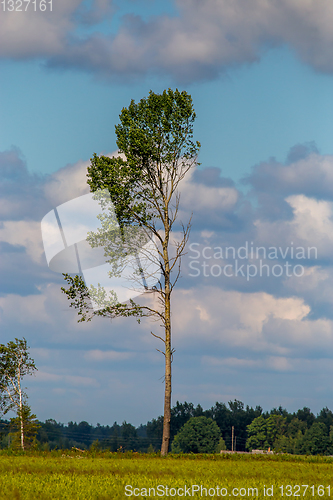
<box><xmin>1</xmin><ymin>0</ymin><xmax>333</xmax><ymax>82</ymax></box>
<box><xmin>203</xmin><ymin>355</ymin><xmax>297</xmax><ymax>373</ymax></box>
<box><xmin>0</xmin><ymin>0</ymin><xmax>115</xmax><ymax>58</ymax></box>
<box><xmin>84</xmin><ymin>349</ymin><xmax>134</xmax><ymax>362</ymax></box>
<box><xmin>252</xmin><ymin>195</ymin><xmax>333</xmax><ymax>261</ymax></box>
<box><xmin>36</xmin><ymin>370</ymin><xmax>99</xmax><ymax>388</ymax></box>
<box><xmin>171</xmin><ymin>286</ymin><xmax>313</xmax><ymax>353</ymax></box>
<box><xmin>43</xmin><ymin>158</ymin><xmax>90</xmax><ymax>206</ymax></box>
<box><xmin>244</xmin><ymin>147</ymin><xmax>333</xmax><ymax>201</ymax></box>
<box><xmin>0</xmin><ymin>148</ymin><xmax>48</xmax><ymax>220</ymax></box>
<box><xmin>202</xmin><ymin>355</ymin><xmax>333</xmax><ymax>375</ymax></box>
<box><xmin>47</xmin><ymin>0</ymin><xmax>333</xmax><ymax>82</ymax></box>
<box><xmin>0</xmin><ymin>1</ymin><xmax>81</xmax><ymax>58</ymax></box>
<box><xmin>241</xmin><ymin>144</ymin><xmax>333</xmax><ymax>225</ymax></box>
<box><xmin>0</xmin><ymin>147</ymin><xmax>90</xmax><ymax>222</ymax></box>
<box><xmin>175</xmin><ymin>144</ymin><xmax>333</xmax><ymax>331</ymax></box>
<box><xmin>0</xmin><ymin>148</ymin><xmax>92</xmax><ymax>296</ymax></box>
<box><xmin>177</xmin><ymin>167</ymin><xmax>241</xmax><ymax>230</ymax></box>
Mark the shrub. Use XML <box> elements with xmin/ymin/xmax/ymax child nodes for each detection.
<box><xmin>171</xmin><ymin>416</ymin><xmax>221</xmax><ymax>453</ymax></box>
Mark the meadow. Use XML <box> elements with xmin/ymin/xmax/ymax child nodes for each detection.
<box><xmin>0</xmin><ymin>451</ymin><xmax>332</xmax><ymax>499</ymax></box>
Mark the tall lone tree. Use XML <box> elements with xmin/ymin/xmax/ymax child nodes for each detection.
<box><xmin>62</xmin><ymin>88</ymin><xmax>200</xmax><ymax>455</ymax></box>
<box><xmin>0</xmin><ymin>338</ymin><xmax>37</xmax><ymax>450</ymax></box>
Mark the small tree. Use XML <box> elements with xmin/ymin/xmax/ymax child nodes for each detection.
<box><xmin>246</xmin><ymin>415</ymin><xmax>267</xmax><ymax>450</ymax></box>
<box><xmin>9</xmin><ymin>404</ymin><xmax>40</xmax><ymax>450</ymax></box>
<box><xmin>0</xmin><ymin>338</ymin><xmax>37</xmax><ymax>450</ymax></box>
<box><xmin>216</xmin><ymin>436</ymin><xmax>227</xmax><ymax>453</ymax></box>
<box><xmin>171</xmin><ymin>416</ymin><xmax>221</xmax><ymax>453</ymax></box>
<box><xmin>246</xmin><ymin>414</ymin><xmax>287</xmax><ymax>451</ymax></box>
<box><xmin>299</xmin><ymin>422</ymin><xmax>330</xmax><ymax>455</ymax></box>
<box><xmin>62</xmin><ymin>89</ymin><xmax>200</xmax><ymax>455</ymax></box>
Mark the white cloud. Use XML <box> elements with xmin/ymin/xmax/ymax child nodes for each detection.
<box><xmin>0</xmin><ymin>1</ymin><xmax>81</xmax><ymax>58</ymax></box>
<box><xmin>2</xmin><ymin>0</ymin><xmax>333</xmax><ymax>82</ymax></box>
<box><xmin>203</xmin><ymin>354</ymin><xmax>295</xmax><ymax>372</ymax></box>
<box><xmin>0</xmin><ymin>292</ymin><xmax>51</xmax><ymax>325</ymax></box>
<box><xmin>254</xmin><ymin>194</ymin><xmax>333</xmax><ymax>259</ymax></box>
<box><xmin>176</xmin><ymin>168</ymin><xmax>240</xmax><ymax>230</ymax></box>
<box><xmin>0</xmin><ymin>220</ymin><xmax>45</xmax><ymax>264</ymax></box>
<box><xmin>203</xmin><ymin>354</ymin><xmax>333</xmax><ymax>374</ymax></box>
<box><xmin>287</xmin><ymin>195</ymin><xmax>333</xmax><ymax>248</ymax></box>
<box><xmin>172</xmin><ymin>286</ymin><xmax>311</xmax><ymax>352</ymax></box>
<box><xmin>246</xmin><ymin>152</ymin><xmax>333</xmax><ymax>199</ymax></box>
<box><xmin>36</xmin><ymin>370</ymin><xmax>99</xmax><ymax>388</ymax></box>
<box><xmin>43</xmin><ymin>159</ymin><xmax>90</xmax><ymax>207</ymax></box>
<box><xmin>84</xmin><ymin>349</ymin><xmax>134</xmax><ymax>362</ymax></box>
<box><xmin>181</xmin><ymin>173</ymin><xmax>239</xmax><ymax>212</ymax></box>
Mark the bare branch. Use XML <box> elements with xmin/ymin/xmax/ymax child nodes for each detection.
<box><xmin>150</xmin><ymin>331</ymin><xmax>165</xmax><ymax>344</ymax></box>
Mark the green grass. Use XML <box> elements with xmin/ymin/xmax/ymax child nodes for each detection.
<box><xmin>0</xmin><ymin>451</ymin><xmax>332</xmax><ymax>499</ymax></box>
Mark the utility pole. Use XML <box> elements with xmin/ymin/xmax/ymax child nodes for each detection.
<box><xmin>231</xmin><ymin>426</ymin><xmax>234</xmax><ymax>452</ymax></box>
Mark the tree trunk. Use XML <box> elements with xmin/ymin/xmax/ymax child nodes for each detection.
<box><xmin>160</xmin><ymin>206</ymin><xmax>172</xmax><ymax>457</ymax></box>
<box><xmin>161</xmin><ymin>291</ymin><xmax>171</xmax><ymax>456</ymax></box>
<box><xmin>20</xmin><ymin>408</ymin><xmax>24</xmax><ymax>451</ymax></box>
<box><xmin>19</xmin><ymin>396</ymin><xmax>24</xmax><ymax>450</ymax></box>
<box><xmin>18</xmin><ymin>366</ymin><xmax>24</xmax><ymax>451</ymax></box>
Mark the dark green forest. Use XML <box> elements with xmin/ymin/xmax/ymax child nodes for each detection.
<box><xmin>1</xmin><ymin>400</ymin><xmax>333</xmax><ymax>455</ymax></box>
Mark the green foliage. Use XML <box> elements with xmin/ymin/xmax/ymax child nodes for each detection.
<box><xmin>87</xmin><ymin>89</ymin><xmax>200</xmax><ymax>229</ymax></box>
<box><xmin>266</xmin><ymin>414</ymin><xmax>287</xmax><ymax>446</ymax></box>
<box><xmin>273</xmin><ymin>418</ymin><xmax>306</xmax><ymax>454</ymax></box>
<box><xmin>296</xmin><ymin>407</ymin><xmax>316</xmax><ymax>428</ymax></box>
<box><xmin>246</xmin><ymin>411</ymin><xmax>333</xmax><ymax>455</ymax></box>
<box><xmin>246</xmin><ymin>414</ymin><xmax>305</xmax><ymax>452</ymax></box>
<box><xmin>316</xmin><ymin>407</ymin><xmax>333</xmax><ymax>434</ymax></box>
<box><xmin>206</xmin><ymin>399</ymin><xmax>262</xmax><ymax>449</ymax></box>
<box><xmin>246</xmin><ymin>415</ymin><xmax>268</xmax><ymax>450</ymax></box>
<box><xmin>170</xmin><ymin>401</ymin><xmax>204</xmax><ymax>440</ymax></box>
<box><xmin>171</xmin><ymin>416</ymin><xmax>221</xmax><ymax>453</ymax></box>
<box><xmin>62</xmin><ymin>88</ymin><xmax>200</xmax><ymax>330</ymax></box>
<box><xmin>147</xmin><ymin>443</ymin><xmax>155</xmax><ymax>454</ymax></box>
<box><xmin>0</xmin><ymin>338</ymin><xmax>37</xmax><ymax>451</ymax></box>
<box><xmin>299</xmin><ymin>422</ymin><xmax>331</xmax><ymax>455</ymax></box>
<box><xmin>216</xmin><ymin>436</ymin><xmax>227</xmax><ymax>452</ymax></box>
<box><xmin>61</xmin><ymin>274</ymin><xmax>145</xmax><ymax>323</ymax></box>
<box><xmin>9</xmin><ymin>405</ymin><xmax>40</xmax><ymax>450</ymax></box>
<box><xmin>0</xmin><ymin>338</ymin><xmax>37</xmax><ymax>416</ymax></box>
<box><xmin>0</xmin><ymin>398</ymin><xmax>333</xmax><ymax>456</ymax></box>
<box><xmin>89</xmin><ymin>439</ymin><xmax>101</xmax><ymax>453</ymax></box>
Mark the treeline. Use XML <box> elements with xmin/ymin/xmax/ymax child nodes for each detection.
<box><xmin>0</xmin><ymin>419</ymin><xmax>153</xmax><ymax>453</ymax></box>
<box><xmin>0</xmin><ymin>400</ymin><xmax>332</xmax><ymax>454</ymax></box>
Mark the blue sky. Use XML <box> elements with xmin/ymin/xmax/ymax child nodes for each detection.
<box><xmin>2</xmin><ymin>0</ymin><xmax>333</xmax><ymax>427</ymax></box>
<box><xmin>1</xmin><ymin>47</ymin><xmax>333</xmax><ymax>182</ymax></box>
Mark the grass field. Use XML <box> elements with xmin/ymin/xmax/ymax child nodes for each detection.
<box><xmin>0</xmin><ymin>451</ymin><xmax>332</xmax><ymax>499</ymax></box>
